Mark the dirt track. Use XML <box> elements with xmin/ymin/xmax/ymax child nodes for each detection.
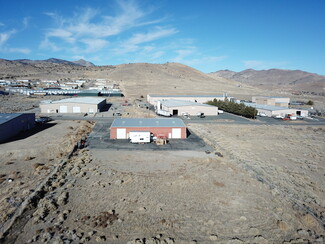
<box><xmin>1</xmin><ymin>122</ymin><xmax>324</xmax><ymax>243</ymax></box>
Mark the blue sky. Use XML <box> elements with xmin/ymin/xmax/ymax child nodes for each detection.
<box><xmin>0</xmin><ymin>0</ymin><xmax>324</xmax><ymax>74</ymax></box>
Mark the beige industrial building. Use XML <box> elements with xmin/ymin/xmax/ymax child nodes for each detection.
<box><xmin>158</xmin><ymin>100</ymin><xmax>218</xmax><ymax>116</ymax></box>
<box><xmin>252</xmin><ymin>96</ymin><xmax>290</xmax><ymax>107</ymax></box>
<box><xmin>147</xmin><ymin>94</ymin><xmax>233</xmax><ymax>105</ymax></box>
<box><xmin>244</xmin><ymin>102</ymin><xmax>308</xmax><ymax>117</ymax></box>
<box><xmin>40</xmin><ymin>97</ymin><xmax>106</xmax><ymax>114</ymax></box>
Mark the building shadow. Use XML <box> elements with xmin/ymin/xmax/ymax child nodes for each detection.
<box><xmin>100</xmin><ymin>103</ymin><xmax>112</xmax><ymax>112</ymax></box>
<box><xmin>1</xmin><ymin>122</ymin><xmax>57</xmax><ymax>144</ymax></box>
<box><xmin>186</xmin><ymin>128</ymin><xmax>192</xmax><ymax>137</ymax></box>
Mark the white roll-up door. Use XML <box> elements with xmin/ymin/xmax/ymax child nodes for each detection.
<box><xmin>116</xmin><ymin>128</ymin><xmax>127</xmax><ymax>139</ymax></box>
<box><xmin>73</xmin><ymin>106</ymin><xmax>81</xmax><ymax>113</ymax></box>
<box><xmin>172</xmin><ymin>128</ymin><xmax>181</xmax><ymax>138</ymax></box>
<box><xmin>59</xmin><ymin>105</ymin><xmax>68</xmax><ymax>113</ymax></box>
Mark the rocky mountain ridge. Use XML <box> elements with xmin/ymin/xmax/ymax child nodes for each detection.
<box><xmin>13</xmin><ymin>58</ymin><xmax>95</xmax><ymax>67</ymax></box>
<box><xmin>209</xmin><ymin>68</ymin><xmax>325</xmax><ymax>95</ymax></box>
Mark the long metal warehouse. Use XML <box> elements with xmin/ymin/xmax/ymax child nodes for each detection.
<box><xmin>110</xmin><ymin>118</ymin><xmax>187</xmax><ymax>139</ymax></box>
<box><xmin>147</xmin><ymin>94</ymin><xmax>233</xmax><ymax>105</ymax></box>
<box><xmin>158</xmin><ymin>99</ymin><xmax>218</xmax><ymax>116</ymax></box>
<box><xmin>0</xmin><ymin>113</ymin><xmax>35</xmax><ymax>143</ymax></box>
<box><xmin>243</xmin><ymin>102</ymin><xmax>309</xmax><ymax>117</ymax></box>
<box><xmin>40</xmin><ymin>97</ymin><xmax>106</xmax><ymax>114</ymax></box>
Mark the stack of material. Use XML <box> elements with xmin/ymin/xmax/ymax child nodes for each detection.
<box><xmin>156</xmin><ymin>138</ymin><xmax>167</xmax><ymax>145</ymax></box>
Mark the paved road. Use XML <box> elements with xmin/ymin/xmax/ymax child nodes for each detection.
<box><xmin>182</xmin><ymin>112</ymin><xmax>325</xmax><ymax>126</ymax></box>
<box><xmin>47</xmin><ymin>112</ymin><xmax>325</xmax><ymax>126</ymax></box>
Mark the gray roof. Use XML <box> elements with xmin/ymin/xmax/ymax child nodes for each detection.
<box><xmin>160</xmin><ymin>99</ymin><xmax>214</xmax><ymax>108</ymax></box>
<box><xmin>253</xmin><ymin>96</ymin><xmax>289</xmax><ymax>99</ymax></box>
<box><xmin>149</xmin><ymin>94</ymin><xmax>228</xmax><ymax>98</ymax></box>
<box><xmin>0</xmin><ymin>113</ymin><xmax>27</xmax><ymax>125</ymax></box>
<box><xmin>111</xmin><ymin>118</ymin><xmax>186</xmax><ymax>128</ymax></box>
<box><xmin>242</xmin><ymin>102</ymin><xmax>307</xmax><ymax>111</ymax></box>
<box><xmin>41</xmin><ymin>97</ymin><xmax>106</xmax><ymax>105</ymax></box>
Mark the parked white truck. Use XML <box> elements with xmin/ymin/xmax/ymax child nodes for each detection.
<box><xmin>129</xmin><ymin>131</ymin><xmax>151</xmax><ymax>143</ymax></box>
<box><xmin>156</xmin><ymin>109</ymin><xmax>171</xmax><ymax>117</ymax></box>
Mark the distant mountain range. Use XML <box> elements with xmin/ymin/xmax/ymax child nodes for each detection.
<box><xmin>209</xmin><ymin>69</ymin><xmax>325</xmax><ymax>94</ymax></box>
<box><xmin>14</xmin><ymin>58</ymin><xmax>95</xmax><ymax>67</ymax></box>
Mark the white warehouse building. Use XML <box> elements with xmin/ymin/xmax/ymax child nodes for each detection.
<box><xmin>158</xmin><ymin>100</ymin><xmax>218</xmax><ymax>116</ymax></box>
<box><xmin>244</xmin><ymin>102</ymin><xmax>309</xmax><ymax>117</ymax></box>
<box><xmin>147</xmin><ymin>94</ymin><xmax>233</xmax><ymax>105</ymax></box>
<box><xmin>40</xmin><ymin>97</ymin><xmax>106</xmax><ymax>114</ymax></box>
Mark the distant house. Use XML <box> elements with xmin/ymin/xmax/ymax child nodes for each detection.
<box><xmin>110</xmin><ymin>118</ymin><xmax>187</xmax><ymax>139</ymax></box>
<box><xmin>0</xmin><ymin>113</ymin><xmax>35</xmax><ymax>143</ymax></box>
<box><xmin>40</xmin><ymin>97</ymin><xmax>106</xmax><ymax>114</ymax></box>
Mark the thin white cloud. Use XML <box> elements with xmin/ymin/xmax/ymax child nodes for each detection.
<box><xmin>128</xmin><ymin>27</ymin><xmax>177</xmax><ymax>45</ymax></box>
<box><xmin>40</xmin><ymin>38</ymin><xmax>61</xmax><ymax>51</ymax></box>
<box><xmin>0</xmin><ymin>30</ymin><xmax>16</xmax><ymax>47</ymax></box>
<box><xmin>47</xmin><ymin>29</ymin><xmax>75</xmax><ymax>43</ymax></box>
<box><xmin>80</xmin><ymin>38</ymin><xmax>109</xmax><ymax>52</ymax></box>
<box><xmin>0</xmin><ymin>22</ymin><xmax>4</xmax><ymax>27</ymax></box>
<box><xmin>8</xmin><ymin>47</ymin><xmax>31</xmax><ymax>54</ymax></box>
<box><xmin>117</xmin><ymin>27</ymin><xmax>178</xmax><ymax>53</ymax></box>
<box><xmin>40</xmin><ymin>0</ymin><xmax>173</xmax><ymax>56</ymax></box>
<box><xmin>0</xmin><ymin>28</ymin><xmax>31</xmax><ymax>54</ymax></box>
<box><xmin>243</xmin><ymin>60</ymin><xmax>289</xmax><ymax>70</ymax></box>
<box><xmin>41</xmin><ymin>0</ymin><xmax>162</xmax><ymax>50</ymax></box>
<box><xmin>23</xmin><ymin>17</ymin><xmax>30</xmax><ymax>29</ymax></box>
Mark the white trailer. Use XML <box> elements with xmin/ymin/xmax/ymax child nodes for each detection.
<box><xmin>129</xmin><ymin>131</ymin><xmax>151</xmax><ymax>143</ymax></box>
<box><xmin>156</xmin><ymin>109</ymin><xmax>171</xmax><ymax>117</ymax></box>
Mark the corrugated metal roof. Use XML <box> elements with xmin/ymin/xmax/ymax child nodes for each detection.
<box><xmin>160</xmin><ymin>99</ymin><xmax>213</xmax><ymax>107</ymax></box>
<box><xmin>253</xmin><ymin>96</ymin><xmax>289</xmax><ymax>99</ymax></box>
<box><xmin>149</xmin><ymin>94</ymin><xmax>227</xmax><ymax>98</ymax></box>
<box><xmin>0</xmin><ymin>113</ymin><xmax>24</xmax><ymax>125</ymax></box>
<box><xmin>41</xmin><ymin>97</ymin><xmax>106</xmax><ymax>105</ymax></box>
<box><xmin>243</xmin><ymin>102</ymin><xmax>298</xmax><ymax>111</ymax></box>
<box><xmin>111</xmin><ymin>118</ymin><xmax>186</xmax><ymax>128</ymax></box>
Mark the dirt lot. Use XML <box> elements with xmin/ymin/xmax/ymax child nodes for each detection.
<box><xmin>0</xmin><ymin>95</ymin><xmax>68</xmax><ymax>113</ymax></box>
<box><xmin>0</xmin><ymin>120</ymin><xmax>94</xmax><ymax>237</ymax></box>
<box><xmin>1</xmin><ymin>122</ymin><xmax>323</xmax><ymax>243</ymax></box>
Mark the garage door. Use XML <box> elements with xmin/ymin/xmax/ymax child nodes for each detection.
<box><xmin>59</xmin><ymin>105</ymin><xmax>68</xmax><ymax>113</ymax></box>
<box><xmin>172</xmin><ymin>128</ymin><xmax>182</xmax><ymax>139</ymax></box>
<box><xmin>73</xmin><ymin>106</ymin><xmax>81</xmax><ymax>113</ymax></box>
<box><xmin>116</xmin><ymin>128</ymin><xmax>127</xmax><ymax>139</ymax></box>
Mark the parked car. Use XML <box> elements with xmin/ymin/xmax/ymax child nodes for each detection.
<box><xmin>258</xmin><ymin>112</ymin><xmax>267</xmax><ymax>117</ymax></box>
<box><xmin>218</xmin><ymin>110</ymin><xmax>224</xmax><ymax>114</ymax></box>
<box><xmin>197</xmin><ymin>112</ymin><xmax>205</xmax><ymax>118</ymax></box>
<box><xmin>35</xmin><ymin>116</ymin><xmax>52</xmax><ymax>124</ymax></box>
<box><xmin>274</xmin><ymin>115</ymin><xmax>284</xmax><ymax>119</ymax></box>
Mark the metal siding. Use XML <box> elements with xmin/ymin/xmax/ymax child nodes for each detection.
<box><xmin>72</xmin><ymin>106</ymin><xmax>81</xmax><ymax>113</ymax></box>
<box><xmin>111</xmin><ymin>126</ymin><xmax>187</xmax><ymax>139</ymax></box>
<box><xmin>111</xmin><ymin>118</ymin><xmax>186</xmax><ymax>128</ymax></box>
<box><xmin>0</xmin><ymin>113</ymin><xmax>35</xmax><ymax>143</ymax></box>
<box><xmin>59</xmin><ymin>105</ymin><xmax>68</xmax><ymax>113</ymax></box>
<box><xmin>172</xmin><ymin>128</ymin><xmax>181</xmax><ymax>138</ymax></box>
<box><xmin>116</xmin><ymin>128</ymin><xmax>127</xmax><ymax>139</ymax></box>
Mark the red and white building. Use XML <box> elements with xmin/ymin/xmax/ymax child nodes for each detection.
<box><xmin>110</xmin><ymin>118</ymin><xmax>187</xmax><ymax>139</ymax></box>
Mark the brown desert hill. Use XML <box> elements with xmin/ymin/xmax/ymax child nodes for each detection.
<box><xmin>106</xmin><ymin>62</ymin><xmax>262</xmax><ymax>99</ymax></box>
<box><xmin>209</xmin><ymin>68</ymin><xmax>325</xmax><ymax>95</ymax></box>
<box><xmin>1</xmin><ymin>58</ymin><xmax>324</xmax><ymax>106</ymax></box>
<box><xmin>0</xmin><ymin>59</ymin><xmax>262</xmax><ymax>99</ymax></box>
